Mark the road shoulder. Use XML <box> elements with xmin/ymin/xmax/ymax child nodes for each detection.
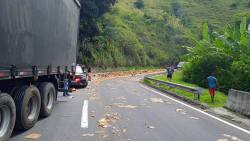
<box><xmin>140</xmin><ymin>80</ymin><xmax>250</xmax><ymax>128</ymax></box>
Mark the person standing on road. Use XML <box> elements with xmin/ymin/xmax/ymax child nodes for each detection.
<box><xmin>166</xmin><ymin>64</ymin><xmax>174</xmax><ymax>82</ymax></box>
<box><xmin>206</xmin><ymin>73</ymin><xmax>219</xmax><ymax>103</ymax></box>
<box><xmin>81</xmin><ymin>64</ymin><xmax>85</xmax><ymax>73</ymax></box>
<box><xmin>63</xmin><ymin>79</ymin><xmax>71</xmax><ymax>97</ymax></box>
<box><xmin>87</xmin><ymin>66</ymin><xmax>92</xmax><ymax>81</ymax></box>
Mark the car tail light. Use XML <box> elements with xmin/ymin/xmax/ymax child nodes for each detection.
<box><xmin>76</xmin><ymin>78</ymin><xmax>80</xmax><ymax>82</ymax></box>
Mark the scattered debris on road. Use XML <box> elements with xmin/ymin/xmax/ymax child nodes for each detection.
<box><xmin>118</xmin><ymin>105</ymin><xmax>137</xmax><ymax>108</ymax></box>
<box><xmin>203</xmin><ymin>110</ymin><xmax>210</xmax><ymax>112</ymax></box>
<box><xmin>148</xmin><ymin>126</ymin><xmax>155</xmax><ymax>129</ymax></box>
<box><xmin>24</xmin><ymin>133</ymin><xmax>42</xmax><ymax>139</ymax></box>
<box><xmin>175</xmin><ymin>109</ymin><xmax>186</xmax><ymax>112</ymax></box>
<box><xmin>92</xmin><ymin>115</ymin><xmax>95</xmax><ymax>117</ymax></box>
<box><xmin>108</xmin><ymin>98</ymin><xmax>114</xmax><ymax>101</ymax></box>
<box><xmin>95</xmin><ymin>131</ymin><xmax>104</xmax><ymax>134</ymax></box>
<box><xmin>123</xmin><ymin>129</ymin><xmax>127</xmax><ymax>132</ymax></box>
<box><xmin>70</xmin><ymin>88</ymin><xmax>77</xmax><ymax>91</ymax></box>
<box><xmin>113</xmin><ymin>130</ymin><xmax>120</xmax><ymax>134</ymax></box>
<box><xmin>82</xmin><ymin>134</ymin><xmax>94</xmax><ymax>137</ymax></box>
<box><xmin>150</xmin><ymin>98</ymin><xmax>165</xmax><ymax>103</ymax></box>
<box><xmin>90</xmin><ymin>111</ymin><xmax>95</xmax><ymax>113</ymax></box>
<box><xmin>103</xmin><ymin>124</ymin><xmax>113</xmax><ymax>128</ymax></box>
<box><xmin>93</xmin><ymin>69</ymin><xmax>165</xmax><ymax>85</ymax></box>
<box><xmin>102</xmin><ymin>134</ymin><xmax>107</xmax><ymax>138</ymax></box>
<box><xmin>98</xmin><ymin>117</ymin><xmax>112</xmax><ymax>127</ymax></box>
<box><xmin>112</xmin><ymin>116</ymin><xmax>120</xmax><ymax>119</ymax></box>
<box><xmin>221</xmin><ymin>134</ymin><xmax>231</xmax><ymax>138</ymax></box>
<box><xmin>190</xmin><ymin>117</ymin><xmax>199</xmax><ymax>119</ymax></box>
<box><xmin>88</xmin><ymin>96</ymin><xmax>98</xmax><ymax>100</ymax></box>
<box><xmin>62</xmin><ymin>115</ymin><xmax>69</xmax><ymax>117</ymax></box>
<box><xmin>221</xmin><ymin>134</ymin><xmax>242</xmax><ymax>141</ymax></box>
<box><xmin>116</xmin><ymin>96</ymin><xmax>126</xmax><ymax>100</ymax></box>
<box><xmin>68</xmin><ymin>96</ymin><xmax>73</xmax><ymax>99</ymax></box>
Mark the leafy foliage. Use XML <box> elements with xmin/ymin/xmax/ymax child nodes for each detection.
<box><xmin>134</xmin><ymin>0</ymin><xmax>144</xmax><ymax>9</ymax></box>
<box><xmin>182</xmin><ymin>17</ymin><xmax>250</xmax><ymax>93</ymax></box>
<box><xmin>78</xmin><ymin>0</ymin><xmax>117</xmax><ymax>42</ymax></box>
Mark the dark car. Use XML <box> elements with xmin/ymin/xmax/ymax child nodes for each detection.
<box><xmin>71</xmin><ymin>65</ymin><xmax>88</xmax><ymax>88</ymax></box>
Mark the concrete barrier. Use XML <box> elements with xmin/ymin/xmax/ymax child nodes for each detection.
<box><xmin>224</xmin><ymin>89</ymin><xmax>250</xmax><ymax>117</ymax></box>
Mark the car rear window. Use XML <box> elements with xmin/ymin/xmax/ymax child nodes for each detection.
<box><xmin>76</xmin><ymin>66</ymin><xmax>83</xmax><ymax>73</ymax></box>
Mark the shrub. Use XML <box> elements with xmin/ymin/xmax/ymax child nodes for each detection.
<box><xmin>230</xmin><ymin>3</ymin><xmax>237</xmax><ymax>8</ymax></box>
<box><xmin>134</xmin><ymin>0</ymin><xmax>144</xmax><ymax>9</ymax></box>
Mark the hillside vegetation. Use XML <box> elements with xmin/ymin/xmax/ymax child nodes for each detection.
<box><xmin>78</xmin><ymin>0</ymin><xmax>250</xmax><ymax>69</ymax></box>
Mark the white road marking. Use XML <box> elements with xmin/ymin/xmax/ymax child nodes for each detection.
<box><xmin>140</xmin><ymin>85</ymin><xmax>250</xmax><ymax>135</ymax></box>
<box><xmin>81</xmin><ymin>100</ymin><xmax>88</xmax><ymax>128</ymax></box>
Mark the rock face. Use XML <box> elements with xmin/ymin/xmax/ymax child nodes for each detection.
<box><xmin>224</xmin><ymin>89</ymin><xmax>250</xmax><ymax>117</ymax></box>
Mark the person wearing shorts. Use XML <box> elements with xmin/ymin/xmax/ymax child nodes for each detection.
<box><xmin>166</xmin><ymin>64</ymin><xmax>174</xmax><ymax>82</ymax></box>
<box><xmin>207</xmin><ymin>73</ymin><xmax>219</xmax><ymax>103</ymax></box>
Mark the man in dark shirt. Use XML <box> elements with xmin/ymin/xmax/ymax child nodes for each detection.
<box><xmin>166</xmin><ymin>64</ymin><xmax>174</xmax><ymax>82</ymax></box>
<box><xmin>81</xmin><ymin>64</ymin><xmax>85</xmax><ymax>73</ymax></box>
<box><xmin>87</xmin><ymin>66</ymin><xmax>92</xmax><ymax>81</ymax></box>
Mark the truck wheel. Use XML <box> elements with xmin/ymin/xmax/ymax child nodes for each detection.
<box><xmin>34</xmin><ymin>82</ymin><xmax>41</xmax><ymax>87</ymax></box>
<box><xmin>0</xmin><ymin>86</ymin><xmax>20</xmax><ymax>97</ymax></box>
<box><xmin>38</xmin><ymin>82</ymin><xmax>56</xmax><ymax>117</ymax></box>
<box><xmin>13</xmin><ymin>86</ymin><xmax>41</xmax><ymax>130</ymax></box>
<box><xmin>0</xmin><ymin>93</ymin><xmax>16</xmax><ymax>141</ymax></box>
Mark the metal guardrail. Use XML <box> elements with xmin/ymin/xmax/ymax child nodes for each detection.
<box><xmin>144</xmin><ymin>73</ymin><xmax>204</xmax><ymax>100</ymax></box>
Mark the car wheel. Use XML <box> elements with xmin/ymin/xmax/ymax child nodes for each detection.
<box><xmin>80</xmin><ymin>81</ymin><xmax>88</xmax><ymax>88</ymax></box>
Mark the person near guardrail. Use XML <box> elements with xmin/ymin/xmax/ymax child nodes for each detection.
<box><xmin>166</xmin><ymin>64</ymin><xmax>174</xmax><ymax>82</ymax></box>
<box><xmin>206</xmin><ymin>73</ymin><xmax>219</xmax><ymax>103</ymax></box>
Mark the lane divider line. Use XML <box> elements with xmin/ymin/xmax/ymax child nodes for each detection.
<box><xmin>81</xmin><ymin>100</ymin><xmax>89</xmax><ymax>128</ymax></box>
<box><xmin>140</xmin><ymin>85</ymin><xmax>250</xmax><ymax>135</ymax></box>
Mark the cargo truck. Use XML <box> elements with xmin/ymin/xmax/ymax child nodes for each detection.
<box><xmin>0</xmin><ymin>0</ymin><xmax>81</xmax><ymax>140</ymax></box>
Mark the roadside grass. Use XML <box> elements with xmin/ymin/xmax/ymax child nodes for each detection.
<box><xmin>142</xmin><ymin>72</ymin><xmax>227</xmax><ymax>108</ymax></box>
<box><xmin>221</xmin><ymin>115</ymin><xmax>234</xmax><ymax>120</ymax></box>
<box><xmin>93</xmin><ymin>66</ymin><xmax>162</xmax><ymax>72</ymax></box>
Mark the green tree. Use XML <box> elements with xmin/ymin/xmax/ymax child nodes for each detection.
<box><xmin>171</xmin><ymin>2</ymin><xmax>183</xmax><ymax>18</ymax></box>
<box><xmin>78</xmin><ymin>0</ymin><xmax>117</xmax><ymax>63</ymax></box>
<box><xmin>78</xmin><ymin>0</ymin><xmax>117</xmax><ymax>42</ymax></box>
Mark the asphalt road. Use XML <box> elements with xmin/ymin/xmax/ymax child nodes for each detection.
<box><xmin>9</xmin><ymin>75</ymin><xmax>250</xmax><ymax>141</ymax></box>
